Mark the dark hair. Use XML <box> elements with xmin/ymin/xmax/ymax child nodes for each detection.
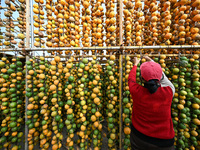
<box><xmin>144</xmin><ymin>79</ymin><xmax>160</xmax><ymax>94</ymax></box>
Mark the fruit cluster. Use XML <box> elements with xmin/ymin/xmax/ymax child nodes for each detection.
<box><xmin>105</xmin><ymin>55</ymin><xmax>120</xmax><ymax>149</ymax></box>
<box><xmin>0</xmin><ymin>57</ymin><xmax>25</xmax><ymax>150</ymax></box>
<box><xmin>1</xmin><ymin>0</ymin><xmax>200</xmax><ymax>55</ymax></box>
<box><xmin>0</xmin><ymin>54</ymin><xmax>200</xmax><ymax>150</ymax></box>
<box><xmin>33</xmin><ymin>0</ymin><xmax>45</xmax><ymax>48</ymax></box>
<box><xmin>122</xmin><ymin>55</ymin><xmax>133</xmax><ymax>149</ymax></box>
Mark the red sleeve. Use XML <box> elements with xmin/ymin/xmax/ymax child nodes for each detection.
<box><xmin>128</xmin><ymin>65</ymin><xmax>140</xmax><ymax>95</ymax></box>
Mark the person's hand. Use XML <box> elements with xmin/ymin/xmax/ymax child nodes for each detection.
<box><xmin>133</xmin><ymin>57</ymin><xmax>141</xmax><ymax>66</ymax></box>
<box><xmin>143</xmin><ymin>56</ymin><xmax>152</xmax><ymax>62</ymax></box>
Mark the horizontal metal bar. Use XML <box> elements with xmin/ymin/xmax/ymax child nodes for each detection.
<box><xmin>61</xmin><ymin>60</ymin><xmax>108</xmax><ymax>63</ymax></box>
<box><xmin>40</xmin><ymin>55</ymin><xmax>111</xmax><ymax>58</ymax></box>
<box><xmin>122</xmin><ymin>45</ymin><xmax>200</xmax><ymax>50</ymax></box>
<box><xmin>0</xmin><ymin>45</ymin><xmax>200</xmax><ymax>52</ymax></box>
<box><xmin>127</xmin><ymin>54</ymin><xmax>196</xmax><ymax>57</ymax></box>
<box><xmin>15</xmin><ymin>54</ymin><xmax>196</xmax><ymax>60</ymax></box>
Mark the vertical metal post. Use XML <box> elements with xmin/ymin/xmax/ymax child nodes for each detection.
<box><xmin>26</xmin><ymin>0</ymin><xmax>30</xmax><ymax>48</ymax></box>
<box><xmin>25</xmin><ymin>56</ymin><xmax>29</xmax><ymax>150</ymax></box>
<box><xmin>119</xmin><ymin>0</ymin><xmax>123</xmax><ymax>46</ymax></box>
<box><xmin>119</xmin><ymin>55</ymin><xmax>123</xmax><ymax>149</ymax></box>
<box><xmin>25</xmin><ymin>0</ymin><xmax>30</xmax><ymax>149</ymax></box>
<box><xmin>30</xmin><ymin>0</ymin><xmax>34</xmax><ymax>51</ymax></box>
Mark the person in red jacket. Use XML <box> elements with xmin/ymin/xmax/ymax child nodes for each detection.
<box><xmin>128</xmin><ymin>56</ymin><xmax>175</xmax><ymax>150</ymax></box>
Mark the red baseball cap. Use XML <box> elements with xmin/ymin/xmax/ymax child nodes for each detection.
<box><xmin>140</xmin><ymin>61</ymin><xmax>163</xmax><ymax>81</ymax></box>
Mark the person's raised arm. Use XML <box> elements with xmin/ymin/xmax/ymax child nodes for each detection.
<box><xmin>128</xmin><ymin>57</ymin><xmax>141</xmax><ymax>95</ymax></box>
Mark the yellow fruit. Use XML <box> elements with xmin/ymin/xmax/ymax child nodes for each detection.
<box><xmin>50</xmin><ymin>84</ymin><xmax>56</xmax><ymax>91</ymax></box>
<box><xmin>193</xmin><ymin>54</ymin><xmax>199</xmax><ymax>59</ymax></box>
<box><xmin>124</xmin><ymin>127</ymin><xmax>131</xmax><ymax>135</ymax></box>
<box><xmin>54</xmin><ymin>56</ymin><xmax>60</xmax><ymax>62</ymax></box>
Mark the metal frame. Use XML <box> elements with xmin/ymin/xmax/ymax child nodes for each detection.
<box><xmin>119</xmin><ymin>55</ymin><xmax>123</xmax><ymax>149</ymax></box>
<box><xmin>1</xmin><ymin>45</ymin><xmax>200</xmax><ymax>52</ymax></box>
<box><xmin>25</xmin><ymin>0</ymin><xmax>30</xmax><ymax>149</ymax></box>
<box><xmin>14</xmin><ymin>53</ymin><xmax>197</xmax><ymax>60</ymax></box>
<box><xmin>7</xmin><ymin>0</ymin><xmax>199</xmax><ymax>149</ymax></box>
<box><xmin>119</xmin><ymin>0</ymin><xmax>123</xmax><ymax>46</ymax></box>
